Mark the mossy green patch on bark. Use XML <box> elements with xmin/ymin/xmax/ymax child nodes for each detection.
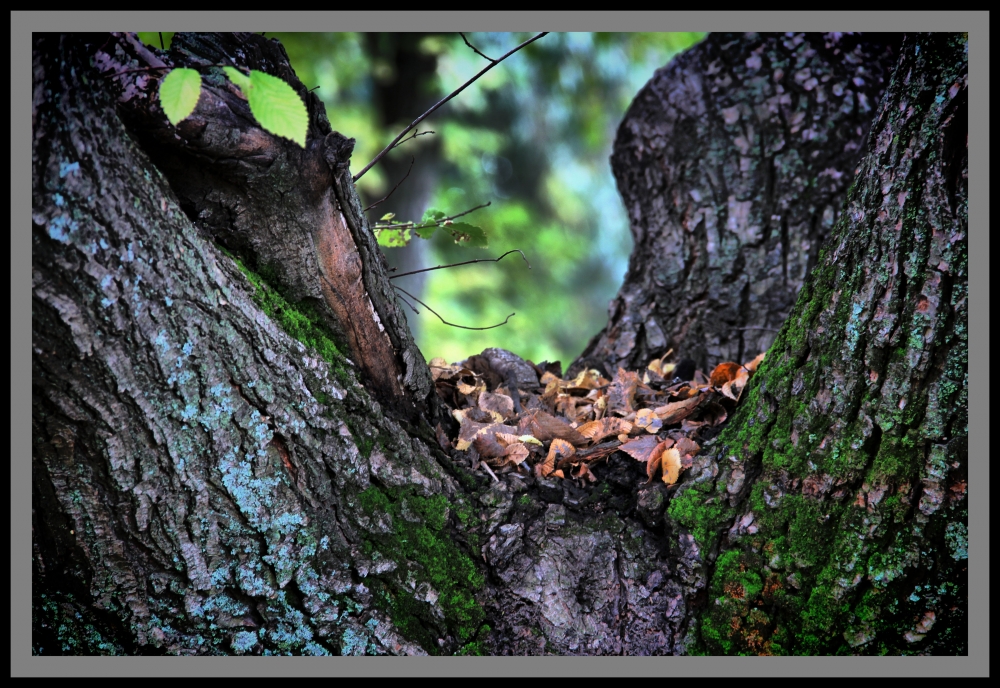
<box><xmin>357</xmin><ymin>484</ymin><xmax>485</xmax><ymax>654</ymax></box>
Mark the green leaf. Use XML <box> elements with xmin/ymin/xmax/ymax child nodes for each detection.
<box><xmin>414</xmin><ymin>224</ymin><xmax>438</xmax><ymax>240</ymax></box>
<box><xmin>222</xmin><ymin>66</ymin><xmax>253</xmax><ymax>92</ymax></box>
<box><xmin>376</xmin><ymin>227</ymin><xmax>412</xmax><ymax>248</ymax></box>
<box><xmin>380</xmin><ymin>213</ymin><xmax>396</xmax><ymax>222</ymax></box>
<box><xmin>447</xmin><ymin>222</ymin><xmax>488</xmax><ymax>248</ymax></box>
<box><xmin>246</xmin><ymin>70</ymin><xmax>309</xmax><ymax>148</ymax></box>
<box><xmin>421</xmin><ymin>208</ymin><xmax>447</xmax><ymax>224</ymax></box>
<box><xmin>159</xmin><ymin>68</ymin><xmax>202</xmax><ymax>126</ymax></box>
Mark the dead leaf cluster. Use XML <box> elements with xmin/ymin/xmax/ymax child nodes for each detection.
<box><xmin>430</xmin><ymin>351</ymin><xmax>765</xmax><ymax>487</ymax></box>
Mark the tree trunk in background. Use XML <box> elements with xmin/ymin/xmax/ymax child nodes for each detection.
<box><xmin>361</xmin><ymin>33</ymin><xmax>446</xmax><ymax>340</ymax></box>
<box><xmin>32</xmin><ymin>32</ymin><xmax>967</xmax><ymax>657</ymax></box>
<box><xmin>664</xmin><ymin>32</ymin><xmax>968</xmax><ymax>655</ymax></box>
<box><xmin>572</xmin><ymin>33</ymin><xmax>900</xmax><ymax>376</ymax></box>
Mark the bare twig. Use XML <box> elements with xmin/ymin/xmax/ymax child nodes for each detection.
<box><xmin>460</xmin><ymin>33</ymin><xmax>496</xmax><ymax>62</ymax></box>
<box><xmin>392</xmin><ymin>286</ymin><xmax>514</xmax><ymax>331</ymax></box>
<box><xmin>394</xmin><ymin>291</ymin><xmax>421</xmax><ymax>315</ymax></box>
<box><xmin>390</xmin><ymin>249</ymin><xmax>530</xmax><ymax>279</ymax></box>
<box><xmin>364</xmin><ymin>156</ymin><xmax>415</xmax><ymax>213</ymax></box>
<box><xmin>481</xmin><ymin>462</ymin><xmax>500</xmax><ymax>483</ymax></box>
<box><xmin>353</xmin><ymin>32</ymin><xmax>549</xmax><ymax>182</ymax></box>
<box><xmin>394</xmin><ymin>128</ymin><xmax>436</xmax><ymax>149</ymax></box>
<box><xmin>158</xmin><ymin>33</ymin><xmax>165</xmax><ymax>50</ymax></box>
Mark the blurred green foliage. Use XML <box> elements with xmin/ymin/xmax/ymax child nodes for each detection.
<box><xmin>141</xmin><ymin>31</ymin><xmax>705</xmax><ymax>367</ymax></box>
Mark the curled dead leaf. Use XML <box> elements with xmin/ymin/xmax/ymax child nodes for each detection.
<box><xmin>654</xmin><ymin>395</ymin><xmax>703</xmax><ymax>424</ymax></box>
<box><xmin>479</xmin><ymin>390</ymin><xmax>515</xmax><ymax>420</ymax></box>
<box><xmin>744</xmin><ymin>351</ymin><xmax>766</xmax><ymax>374</ymax></box>
<box><xmin>710</xmin><ymin>361</ymin><xmax>742</xmax><ymax>387</ymax></box>
<box><xmin>519</xmin><ymin>409</ymin><xmax>588</xmax><ymax>446</ymax></box>
<box><xmin>619</xmin><ymin>435</ymin><xmax>661</xmax><ymax>463</ymax></box>
<box><xmin>661</xmin><ymin>447</ymin><xmax>683</xmax><ymax>485</ymax></box>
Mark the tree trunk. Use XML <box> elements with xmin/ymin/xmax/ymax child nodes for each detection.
<box><xmin>32</xmin><ymin>32</ymin><xmax>966</xmax><ymax>656</ymax></box>
<box><xmin>572</xmin><ymin>32</ymin><xmax>900</xmax><ymax>376</ymax></box>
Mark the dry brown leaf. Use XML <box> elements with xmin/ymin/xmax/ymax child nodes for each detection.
<box><xmin>538</xmin><ymin>438</ymin><xmax>575</xmax><ymax>477</ymax></box>
<box><xmin>473</xmin><ymin>433</ymin><xmax>506</xmax><ymax>458</ymax></box>
<box><xmin>607</xmin><ymin>368</ymin><xmax>639</xmax><ymax>416</ymax></box>
<box><xmin>634</xmin><ymin>408</ymin><xmax>663</xmax><ymax>434</ymax></box>
<box><xmin>551</xmin><ymin>469</ymin><xmax>565</xmax><ymax>479</ymax></box>
<box><xmin>577</xmin><ymin>417</ymin><xmax>632</xmax><ymax>443</ymax></box>
<box><xmin>540</xmin><ymin>371</ymin><xmax>560</xmax><ymax>386</ymax></box>
<box><xmin>456</xmin><ymin>419</ymin><xmax>519</xmax><ymax>451</ymax></box>
<box><xmin>673</xmin><ymin>437</ymin><xmax>701</xmax><ymax>460</ymax></box>
<box><xmin>619</xmin><ymin>435</ymin><xmax>661</xmax><ymax>463</ymax></box>
<box><xmin>703</xmin><ymin>401</ymin><xmax>728</xmax><ymax>427</ymax></box>
<box><xmin>503</xmin><ymin>443</ymin><xmax>530</xmax><ymax>465</ymax></box>
<box><xmin>661</xmin><ymin>447</ymin><xmax>683</xmax><ymax>485</ymax></box>
<box><xmin>710</xmin><ymin>361</ymin><xmax>742</xmax><ymax>387</ymax></box>
<box><xmin>720</xmin><ymin>366</ymin><xmax>750</xmax><ymax>402</ymax></box>
<box><xmin>519</xmin><ymin>410</ymin><xmax>589</xmax><ymax>446</ymax></box>
<box><xmin>654</xmin><ymin>395</ymin><xmax>703</xmax><ymax>424</ymax></box>
<box><xmin>744</xmin><ymin>351</ymin><xmax>766</xmax><ymax>374</ymax></box>
<box><xmin>479</xmin><ymin>391</ymin><xmax>515</xmax><ymax>420</ymax></box>
<box><xmin>644</xmin><ymin>440</ymin><xmax>670</xmax><ymax>483</ymax></box>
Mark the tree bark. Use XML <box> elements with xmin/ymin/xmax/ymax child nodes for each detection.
<box><xmin>32</xmin><ymin>32</ymin><xmax>967</xmax><ymax>656</ymax></box>
<box><xmin>572</xmin><ymin>32</ymin><xmax>901</xmax><ymax>376</ymax></box>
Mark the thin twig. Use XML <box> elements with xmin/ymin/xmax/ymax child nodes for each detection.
<box><xmin>390</xmin><ymin>249</ymin><xmax>530</xmax><ymax>279</ymax></box>
<box><xmin>104</xmin><ymin>64</ymin><xmax>172</xmax><ymax>79</ymax></box>
<box><xmin>735</xmin><ymin>326</ymin><xmax>781</xmax><ymax>333</ymax></box>
<box><xmin>364</xmin><ymin>156</ymin><xmax>415</xmax><ymax>213</ymax></box>
<box><xmin>460</xmin><ymin>33</ymin><xmax>496</xmax><ymax>62</ymax></box>
<box><xmin>394</xmin><ymin>128</ymin><xmax>435</xmax><ymax>149</ymax></box>
<box><xmin>353</xmin><ymin>32</ymin><xmax>549</xmax><ymax>182</ymax></box>
<box><xmin>481</xmin><ymin>462</ymin><xmax>500</xmax><ymax>483</ymax></box>
<box><xmin>392</xmin><ymin>286</ymin><xmax>514</xmax><ymax>331</ymax></box>
<box><xmin>158</xmin><ymin>33</ymin><xmax>165</xmax><ymax>50</ymax></box>
<box><xmin>394</xmin><ymin>291</ymin><xmax>421</xmax><ymax>315</ymax></box>
<box><xmin>375</xmin><ymin>201</ymin><xmax>491</xmax><ymax>231</ymax></box>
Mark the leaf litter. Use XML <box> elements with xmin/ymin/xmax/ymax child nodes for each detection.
<box><xmin>430</xmin><ymin>351</ymin><xmax>764</xmax><ymax>487</ymax></box>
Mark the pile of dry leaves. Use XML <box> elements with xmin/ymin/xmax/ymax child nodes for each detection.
<box><xmin>431</xmin><ymin>349</ymin><xmax>765</xmax><ymax>488</ymax></box>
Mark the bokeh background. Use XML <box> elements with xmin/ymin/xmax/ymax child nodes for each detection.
<box><xmin>141</xmin><ymin>32</ymin><xmax>705</xmax><ymax>367</ymax></box>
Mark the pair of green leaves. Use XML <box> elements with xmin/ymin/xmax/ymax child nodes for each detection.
<box><xmin>159</xmin><ymin>67</ymin><xmax>308</xmax><ymax>147</ymax></box>
<box><xmin>375</xmin><ymin>209</ymin><xmax>488</xmax><ymax>249</ymax></box>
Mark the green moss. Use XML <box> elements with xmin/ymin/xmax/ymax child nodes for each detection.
<box><xmin>357</xmin><ymin>485</ymin><xmax>485</xmax><ymax>654</ymax></box>
<box><xmin>666</xmin><ymin>481</ymin><xmax>729</xmax><ymax>553</ymax></box>
<box><xmin>223</xmin><ymin>249</ymin><xmax>351</xmax><ymax>386</ymax></box>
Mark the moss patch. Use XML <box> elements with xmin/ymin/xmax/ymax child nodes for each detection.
<box><xmin>357</xmin><ymin>485</ymin><xmax>485</xmax><ymax>654</ymax></box>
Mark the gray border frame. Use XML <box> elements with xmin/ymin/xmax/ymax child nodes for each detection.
<box><xmin>14</xmin><ymin>11</ymin><xmax>988</xmax><ymax>677</ymax></box>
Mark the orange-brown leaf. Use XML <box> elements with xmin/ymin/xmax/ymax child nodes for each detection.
<box><xmin>653</xmin><ymin>395</ymin><xmax>703</xmax><ymax>424</ymax></box>
<box><xmin>743</xmin><ymin>351</ymin><xmax>766</xmax><ymax>374</ymax></box>
<box><xmin>710</xmin><ymin>361</ymin><xmax>742</xmax><ymax>387</ymax></box>
<box><xmin>519</xmin><ymin>410</ymin><xmax>589</xmax><ymax>446</ymax></box>
<box><xmin>619</xmin><ymin>435</ymin><xmax>661</xmax><ymax>463</ymax></box>
<box><xmin>503</xmin><ymin>443</ymin><xmax>530</xmax><ymax>465</ymax></box>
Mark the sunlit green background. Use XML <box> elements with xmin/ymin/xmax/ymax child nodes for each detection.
<box><xmin>140</xmin><ymin>32</ymin><xmax>705</xmax><ymax>367</ymax></box>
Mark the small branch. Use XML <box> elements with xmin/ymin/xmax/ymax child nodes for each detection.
<box><xmin>158</xmin><ymin>33</ymin><xmax>165</xmax><ymax>50</ymax></box>
<box><xmin>353</xmin><ymin>32</ymin><xmax>549</xmax><ymax>182</ymax></box>
<box><xmin>394</xmin><ymin>291</ymin><xmax>420</xmax><ymax>315</ymax></box>
<box><xmin>104</xmin><ymin>64</ymin><xmax>171</xmax><ymax>80</ymax></box>
<box><xmin>364</xmin><ymin>156</ymin><xmax>415</xmax><ymax>213</ymax></box>
<box><xmin>394</xmin><ymin>128</ymin><xmax>435</xmax><ymax>149</ymax></box>
<box><xmin>375</xmin><ymin>201</ymin><xmax>491</xmax><ymax>232</ymax></box>
<box><xmin>460</xmin><ymin>33</ymin><xmax>496</xmax><ymax>63</ymax></box>
<box><xmin>390</xmin><ymin>249</ymin><xmax>530</xmax><ymax>280</ymax></box>
<box><xmin>481</xmin><ymin>462</ymin><xmax>500</xmax><ymax>483</ymax></box>
<box><xmin>392</xmin><ymin>286</ymin><xmax>514</xmax><ymax>331</ymax></box>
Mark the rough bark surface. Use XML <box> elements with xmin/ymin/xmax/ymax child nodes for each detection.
<box><xmin>663</xmin><ymin>33</ymin><xmax>968</xmax><ymax>655</ymax></box>
<box><xmin>32</xmin><ymin>32</ymin><xmax>967</xmax><ymax>656</ymax></box>
<box><xmin>572</xmin><ymin>32</ymin><xmax>900</xmax><ymax>376</ymax></box>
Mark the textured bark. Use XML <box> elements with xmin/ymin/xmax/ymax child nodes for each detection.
<box><xmin>32</xmin><ymin>32</ymin><xmax>966</xmax><ymax>656</ymax></box>
<box><xmin>573</xmin><ymin>32</ymin><xmax>900</xmax><ymax>376</ymax></box>
<box><xmin>663</xmin><ymin>33</ymin><xmax>968</xmax><ymax>655</ymax></box>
